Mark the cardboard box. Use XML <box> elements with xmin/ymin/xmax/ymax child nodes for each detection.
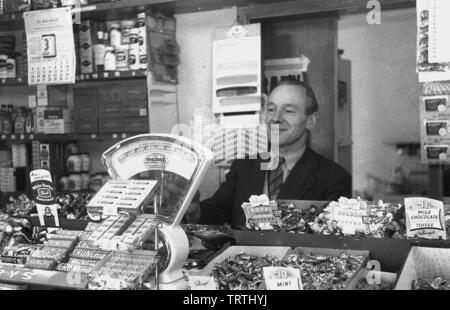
<box><xmin>122</xmin><ymin>100</ymin><xmax>148</xmax><ymax>117</ymax></box>
<box><xmin>234</xmin><ymin>229</ymin><xmax>411</xmax><ymax>273</ymax></box>
<box><xmin>73</xmin><ymin>105</ymin><xmax>98</xmax><ymax>117</ymax></box>
<box><xmin>98</xmin><ymin>82</ymin><xmax>147</xmax><ymax>103</ymax></box>
<box><xmin>190</xmin><ymin>246</ymin><xmax>291</xmax><ymax>277</ymax></box>
<box><xmin>123</xmin><ymin>117</ymin><xmax>149</xmax><ymax>133</ymax></box>
<box><xmin>74</xmin><ymin>119</ymin><xmax>98</xmax><ymax>133</ymax></box>
<box><xmin>98</xmin><ymin>102</ymin><xmax>122</xmax><ymax>117</ymax></box>
<box><xmin>395</xmin><ymin>247</ymin><xmax>450</xmax><ymax>290</ymax></box>
<box><xmin>35</xmin><ymin>107</ymin><xmax>73</xmax><ymax>134</ymax></box>
<box><xmin>99</xmin><ymin>118</ymin><xmax>123</xmax><ymax>133</ymax></box>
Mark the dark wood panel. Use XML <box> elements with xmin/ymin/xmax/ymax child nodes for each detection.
<box><xmin>262</xmin><ymin>16</ymin><xmax>338</xmax><ymax>160</ymax></box>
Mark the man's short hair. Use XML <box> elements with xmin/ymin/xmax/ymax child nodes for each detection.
<box><xmin>274</xmin><ymin>77</ymin><xmax>318</xmax><ymax>116</ymax></box>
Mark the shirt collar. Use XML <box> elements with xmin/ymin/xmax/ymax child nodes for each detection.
<box><xmin>267</xmin><ymin>149</ymin><xmax>304</xmax><ymax>172</ymax></box>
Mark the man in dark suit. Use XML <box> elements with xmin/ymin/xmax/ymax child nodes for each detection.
<box><xmin>187</xmin><ymin>78</ymin><xmax>352</xmax><ymax>228</ymax></box>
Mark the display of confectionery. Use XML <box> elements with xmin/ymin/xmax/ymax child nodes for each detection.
<box><xmin>212</xmin><ymin>253</ymin><xmax>282</xmax><ymax>290</ymax></box>
<box><xmin>281</xmin><ymin>252</ymin><xmax>367</xmax><ymax>290</ymax></box>
<box><xmin>243</xmin><ymin>196</ymin><xmax>407</xmax><ymax>239</ymax></box>
<box><xmin>2</xmin><ymin>193</ymin><xmax>93</xmax><ymax>220</ymax></box>
<box><xmin>412</xmin><ymin>277</ymin><xmax>450</xmax><ymax>290</ymax></box>
<box><xmin>355</xmin><ymin>277</ymin><xmax>395</xmax><ymax>290</ymax></box>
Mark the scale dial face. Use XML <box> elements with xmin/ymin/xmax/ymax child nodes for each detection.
<box><xmin>102</xmin><ymin>134</ymin><xmax>211</xmax><ymax>226</ymax></box>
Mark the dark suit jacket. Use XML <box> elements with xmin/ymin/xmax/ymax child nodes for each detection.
<box><xmin>198</xmin><ymin>147</ymin><xmax>352</xmax><ymax>228</ymax></box>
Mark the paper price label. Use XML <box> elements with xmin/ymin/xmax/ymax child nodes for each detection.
<box><xmin>405</xmin><ymin>197</ymin><xmax>446</xmax><ymax>239</ymax></box>
<box><xmin>103</xmin><ymin>205</ymin><xmax>118</xmax><ymax>216</ymax></box>
<box><xmin>263</xmin><ymin>267</ymin><xmax>302</xmax><ymax>290</ymax></box>
<box><xmin>188</xmin><ymin>276</ymin><xmax>218</xmax><ymax>290</ymax></box>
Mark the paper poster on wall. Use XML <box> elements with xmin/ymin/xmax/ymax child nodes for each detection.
<box><xmin>24</xmin><ymin>7</ymin><xmax>76</xmax><ymax>85</ymax></box>
<box><xmin>416</xmin><ymin>0</ymin><xmax>450</xmax><ymax>82</ymax></box>
<box><xmin>212</xmin><ymin>23</ymin><xmax>261</xmax><ymax>114</ymax></box>
<box><xmin>427</xmin><ymin>0</ymin><xmax>450</xmax><ymax>63</ymax></box>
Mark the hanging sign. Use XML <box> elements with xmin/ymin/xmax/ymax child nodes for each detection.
<box><xmin>24</xmin><ymin>7</ymin><xmax>76</xmax><ymax>85</ymax></box>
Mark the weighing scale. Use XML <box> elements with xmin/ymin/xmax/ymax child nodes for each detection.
<box><xmin>93</xmin><ymin>133</ymin><xmax>213</xmax><ymax>289</ymax></box>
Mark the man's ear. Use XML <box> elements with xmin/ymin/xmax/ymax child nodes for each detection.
<box><xmin>306</xmin><ymin>112</ymin><xmax>317</xmax><ymax>130</ymax></box>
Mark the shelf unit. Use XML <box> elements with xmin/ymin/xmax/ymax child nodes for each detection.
<box><xmin>0</xmin><ymin>132</ymin><xmax>144</xmax><ymax>143</ymax></box>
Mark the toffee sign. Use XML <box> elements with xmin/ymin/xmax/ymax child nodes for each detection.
<box><xmin>30</xmin><ymin>169</ymin><xmax>60</xmax><ymax>227</ymax></box>
<box><xmin>187</xmin><ymin>275</ymin><xmax>218</xmax><ymax>290</ymax></box>
<box><xmin>241</xmin><ymin>195</ymin><xmax>279</xmax><ymax>230</ymax></box>
<box><xmin>263</xmin><ymin>267</ymin><xmax>302</xmax><ymax>290</ymax></box>
<box><xmin>405</xmin><ymin>197</ymin><xmax>446</xmax><ymax>239</ymax></box>
<box><xmin>328</xmin><ymin>198</ymin><xmax>370</xmax><ymax>235</ymax></box>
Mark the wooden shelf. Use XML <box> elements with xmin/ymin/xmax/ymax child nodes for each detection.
<box><xmin>0</xmin><ymin>71</ymin><xmax>146</xmax><ymax>88</ymax></box>
<box><xmin>0</xmin><ymin>132</ymin><xmax>145</xmax><ymax>143</ymax></box>
<box><xmin>0</xmin><ymin>77</ymin><xmax>27</xmax><ymax>86</ymax></box>
<box><xmin>75</xmin><ymin>69</ymin><xmax>147</xmax><ymax>82</ymax></box>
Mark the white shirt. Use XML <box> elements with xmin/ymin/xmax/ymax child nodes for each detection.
<box><xmin>262</xmin><ymin>150</ymin><xmax>304</xmax><ymax>198</ymax></box>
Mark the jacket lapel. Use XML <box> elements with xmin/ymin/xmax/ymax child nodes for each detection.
<box><xmin>278</xmin><ymin>147</ymin><xmax>319</xmax><ymax>199</ymax></box>
<box><xmin>247</xmin><ymin>159</ymin><xmax>267</xmax><ymax>196</ymax></box>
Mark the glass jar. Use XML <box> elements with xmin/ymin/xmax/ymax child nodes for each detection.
<box><xmin>81</xmin><ymin>173</ymin><xmax>90</xmax><ymax>190</ymax></box>
<box><xmin>104</xmin><ymin>46</ymin><xmax>116</xmax><ymax>71</ymax></box>
<box><xmin>109</xmin><ymin>23</ymin><xmax>121</xmax><ymax>49</ymax></box>
<box><xmin>68</xmin><ymin>173</ymin><xmax>82</xmax><ymax>191</ymax></box>
<box><xmin>80</xmin><ymin>153</ymin><xmax>90</xmax><ymax>172</ymax></box>
<box><xmin>66</xmin><ymin>153</ymin><xmax>82</xmax><ymax>173</ymax></box>
<box><xmin>59</xmin><ymin>176</ymin><xmax>69</xmax><ymax>191</ymax></box>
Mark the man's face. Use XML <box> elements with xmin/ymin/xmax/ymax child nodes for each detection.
<box><xmin>265</xmin><ymin>84</ymin><xmax>314</xmax><ymax>147</ymax></box>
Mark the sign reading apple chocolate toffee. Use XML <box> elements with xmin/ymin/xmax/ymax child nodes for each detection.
<box><xmin>405</xmin><ymin>197</ymin><xmax>446</xmax><ymax>239</ymax></box>
<box><xmin>30</xmin><ymin>169</ymin><xmax>60</xmax><ymax>226</ymax></box>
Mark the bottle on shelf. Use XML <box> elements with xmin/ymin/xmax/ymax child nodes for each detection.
<box><xmin>25</xmin><ymin>109</ymin><xmax>33</xmax><ymax>134</ymax></box>
<box><xmin>0</xmin><ymin>105</ymin><xmax>4</xmax><ymax>135</ymax></box>
<box><xmin>109</xmin><ymin>23</ymin><xmax>121</xmax><ymax>49</ymax></box>
<box><xmin>2</xmin><ymin>105</ymin><xmax>12</xmax><ymax>135</ymax></box>
<box><xmin>94</xmin><ymin>31</ymin><xmax>106</xmax><ymax>72</ymax></box>
<box><xmin>14</xmin><ymin>107</ymin><xmax>25</xmax><ymax>134</ymax></box>
<box><xmin>104</xmin><ymin>46</ymin><xmax>116</xmax><ymax>71</ymax></box>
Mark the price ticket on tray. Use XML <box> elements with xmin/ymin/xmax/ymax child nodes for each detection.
<box><xmin>263</xmin><ymin>267</ymin><xmax>302</xmax><ymax>290</ymax></box>
<box><xmin>24</xmin><ymin>7</ymin><xmax>76</xmax><ymax>85</ymax></box>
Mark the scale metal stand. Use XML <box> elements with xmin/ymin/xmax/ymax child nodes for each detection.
<box><xmin>99</xmin><ymin>133</ymin><xmax>213</xmax><ymax>290</ymax></box>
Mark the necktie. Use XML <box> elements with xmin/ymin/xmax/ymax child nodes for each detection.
<box><xmin>268</xmin><ymin>157</ymin><xmax>285</xmax><ymax>199</ymax></box>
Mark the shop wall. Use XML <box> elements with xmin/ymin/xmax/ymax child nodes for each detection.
<box><xmin>175</xmin><ymin>7</ymin><xmax>237</xmax><ymax>199</ymax></box>
<box><xmin>338</xmin><ymin>8</ymin><xmax>426</xmax><ymax>197</ymax></box>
